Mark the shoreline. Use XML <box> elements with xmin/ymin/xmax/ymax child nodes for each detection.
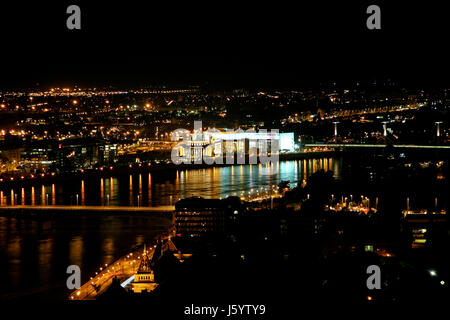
<box><xmin>0</xmin><ymin>151</ymin><xmax>338</xmax><ymax>187</ymax></box>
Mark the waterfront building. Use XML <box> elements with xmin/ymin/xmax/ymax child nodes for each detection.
<box><xmin>172</xmin><ymin>130</ymin><xmax>295</xmax><ymax>163</ymax></box>
<box><xmin>131</xmin><ymin>246</ymin><xmax>158</xmax><ymax>293</ymax></box>
<box><xmin>174</xmin><ymin>196</ymin><xmax>243</xmax><ymax>237</ymax></box>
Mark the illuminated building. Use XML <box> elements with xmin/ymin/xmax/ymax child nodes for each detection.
<box><xmin>172</xmin><ymin>130</ymin><xmax>296</xmax><ymax>163</ymax></box>
<box><xmin>175</xmin><ymin>197</ymin><xmax>242</xmax><ymax>237</ymax></box>
<box><xmin>131</xmin><ymin>246</ymin><xmax>158</xmax><ymax>293</ymax></box>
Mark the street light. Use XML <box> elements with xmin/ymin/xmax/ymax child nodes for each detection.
<box><xmin>382</xmin><ymin>121</ymin><xmax>389</xmax><ymax>136</ymax></box>
<box><xmin>435</xmin><ymin>121</ymin><xmax>443</xmax><ymax>137</ymax></box>
<box><xmin>333</xmin><ymin>121</ymin><xmax>339</xmax><ymax>139</ymax></box>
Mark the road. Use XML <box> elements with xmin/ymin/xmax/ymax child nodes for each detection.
<box><xmin>69</xmin><ymin>245</ymin><xmax>158</xmax><ymax>300</ymax></box>
<box><xmin>304</xmin><ymin>143</ymin><xmax>450</xmax><ymax>149</ymax></box>
<box><xmin>0</xmin><ymin>205</ymin><xmax>174</xmax><ymax>212</ymax></box>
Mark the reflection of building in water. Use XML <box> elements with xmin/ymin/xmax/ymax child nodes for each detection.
<box><xmin>131</xmin><ymin>245</ymin><xmax>158</xmax><ymax>293</ymax></box>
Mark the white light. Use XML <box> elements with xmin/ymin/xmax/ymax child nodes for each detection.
<box><xmin>429</xmin><ymin>270</ymin><xmax>437</xmax><ymax>277</ymax></box>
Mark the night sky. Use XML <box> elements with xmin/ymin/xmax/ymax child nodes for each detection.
<box><xmin>1</xmin><ymin>1</ymin><xmax>449</xmax><ymax>89</ymax></box>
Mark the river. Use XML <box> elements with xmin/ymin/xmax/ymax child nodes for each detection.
<box><xmin>0</xmin><ymin>158</ymin><xmax>340</xmax><ymax>299</ymax></box>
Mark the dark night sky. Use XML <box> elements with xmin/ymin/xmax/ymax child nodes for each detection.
<box><xmin>0</xmin><ymin>1</ymin><xmax>449</xmax><ymax>89</ymax></box>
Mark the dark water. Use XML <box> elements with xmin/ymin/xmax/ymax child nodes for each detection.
<box><xmin>0</xmin><ymin>214</ymin><xmax>167</xmax><ymax>299</ymax></box>
<box><xmin>0</xmin><ymin>158</ymin><xmax>340</xmax><ymax>300</ymax></box>
<box><xmin>1</xmin><ymin>159</ymin><xmax>341</xmax><ymax>207</ymax></box>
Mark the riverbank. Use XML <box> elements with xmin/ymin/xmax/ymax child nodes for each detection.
<box><xmin>0</xmin><ymin>151</ymin><xmax>339</xmax><ymax>188</ymax></box>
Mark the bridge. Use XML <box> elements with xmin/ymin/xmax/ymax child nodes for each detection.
<box><xmin>69</xmin><ymin>237</ymin><xmax>179</xmax><ymax>300</ymax></box>
<box><xmin>304</xmin><ymin>143</ymin><xmax>450</xmax><ymax>150</ymax></box>
<box><xmin>69</xmin><ymin>246</ymin><xmax>149</xmax><ymax>300</ymax></box>
<box><xmin>0</xmin><ymin>205</ymin><xmax>174</xmax><ymax>212</ymax></box>
<box><xmin>0</xmin><ymin>205</ymin><xmax>175</xmax><ymax>219</ymax></box>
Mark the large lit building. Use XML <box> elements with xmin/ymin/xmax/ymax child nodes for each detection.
<box><xmin>172</xmin><ymin>130</ymin><xmax>296</xmax><ymax>163</ymax></box>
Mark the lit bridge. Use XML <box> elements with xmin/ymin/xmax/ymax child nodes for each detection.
<box><xmin>69</xmin><ymin>237</ymin><xmax>178</xmax><ymax>300</ymax></box>
<box><xmin>304</xmin><ymin>143</ymin><xmax>450</xmax><ymax>150</ymax></box>
<box><xmin>0</xmin><ymin>205</ymin><xmax>175</xmax><ymax>215</ymax></box>
<box><xmin>69</xmin><ymin>245</ymin><xmax>149</xmax><ymax>300</ymax></box>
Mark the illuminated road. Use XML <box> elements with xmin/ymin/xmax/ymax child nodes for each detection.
<box><xmin>304</xmin><ymin>143</ymin><xmax>450</xmax><ymax>149</ymax></box>
<box><xmin>69</xmin><ymin>245</ymin><xmax>158</xmax><ymax>300</ymax></box>
<box><xmin>69</xmin><ymin>237</ymin><xmax>178</xmax><ymax>300</ymax></box>
<box><xmin>0</xmin><ymin>205</ymin><xmax>174</xmax><ymax>213</ymax></box>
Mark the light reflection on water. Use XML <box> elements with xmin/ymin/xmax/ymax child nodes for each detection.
<box><xmin>0</xmin><ymin>158</ymin><xmax>340</xmax><ymax>299</ymax></box>
<box><xmin>0</xmin><ymin>215</ymin><xmax>168</xmax><ymax>299</ymax></box>
<box><xmin>0</xmin><ymin>159</ymin><xmax>341</xmax><ymax>207</ymax></box>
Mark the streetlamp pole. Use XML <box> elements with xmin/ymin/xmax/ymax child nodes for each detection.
<box><xmin>435</xmin><ymin>121</ymin><xmax>443</xmax><ymax>137</ymax></box>
<box><xmin>333</xmin><ymin>121</ymin><xmax>339</xmax><ymax>142</ymax></box>
<box><xmin>382</xmin><ymin>121</ymin><xmax>389</xmax><ymax>137</ymax></box>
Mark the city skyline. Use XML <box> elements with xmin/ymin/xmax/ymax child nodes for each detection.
<box><xmin>0</xmin><ymin>1</ymin><xmax>449</xmax><ymax>313</ymax></box>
